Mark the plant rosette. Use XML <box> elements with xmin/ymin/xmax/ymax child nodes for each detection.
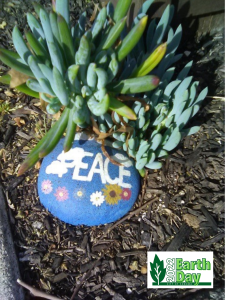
<box><xmin>0</xmin><ymin>0</ymin><xmax>208</xmax><ymax>225</ymax></box>
<box><xmin>38</xmin><ymin>133</ymin><xmax>140</xmax><ymax>226</ymax></box>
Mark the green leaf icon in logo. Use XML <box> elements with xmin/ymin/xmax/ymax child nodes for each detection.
<box><xmin>150</xmin><ymin>254</ymin><xmax>166</xmax><ymax>285</ymax></box>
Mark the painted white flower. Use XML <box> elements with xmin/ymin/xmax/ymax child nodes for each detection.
<box><xmin>90</xmin><ymin>191</ymin><xmax>105</xmax><ymax>207</ymax></box>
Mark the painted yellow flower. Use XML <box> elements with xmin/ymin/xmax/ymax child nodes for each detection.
<box><xmin>102</xmin><ymin>184</ymin><xmax>122</xmax><ymax>205</ymax></box>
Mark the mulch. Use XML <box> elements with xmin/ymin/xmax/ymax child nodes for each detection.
<box><xmin>0</xmin><ymin>1</ymin><xmax>225</xmax><ymax>299</ymax></box>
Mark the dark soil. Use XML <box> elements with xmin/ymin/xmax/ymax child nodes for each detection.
<box><xmin>0</xmin><ymin>1</ymin><xmax>225</xmax><ymax>300</ymax></box>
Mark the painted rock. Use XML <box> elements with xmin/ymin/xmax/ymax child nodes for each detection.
<box><xmin>38</xmin><ymin>133</ymin><xmax>140</xmax><ymax>226</ymax></box>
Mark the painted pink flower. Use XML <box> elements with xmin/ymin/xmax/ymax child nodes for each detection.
<box><xmin>120</xmin><ymin>188</ymin><xmax>131</xmax><ymax>200</ymax></box>
<box><xmin>54</xmin><ymin>187</ymin><xmax>69</xmax><ymax>202</ymax></box>
<box><xmin>41</xmin><ymin>180</ymin><xmax>53</xmax><ymax>194</ymax></box>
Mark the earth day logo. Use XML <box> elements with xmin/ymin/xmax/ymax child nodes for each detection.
<box><xmin>148</xmin><ymin>252</ymin><xmax>213</xmax><ymax>288</ymax></box>
<box><xmin>150</xmin><ymin>255</ymin><xmax>166</xmax><ymax>285</ymax></box>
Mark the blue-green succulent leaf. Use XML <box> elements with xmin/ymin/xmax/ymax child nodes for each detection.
<box><xmin>12</xmin><ymin>26</ymin><xmax>32</xmax><ymax>64</ymax></box>
<box><xmin>136</xmin><ymin>157</ymin><xmax>148</xmax><ymax>170</ymax></box>
<box><xmin>56</xmin><ymin>0</ymin><xmax>70</xmax><ymax>25</ymax></box>
<box><xmin>177</xmin><ymin>61</ymin><xmax>193</xmax><ymax>80</ymax></box>
<box><xmin>52</xmin><ymin>66</ymin><xmax>69</xmax><ymax>106</ymax></box>
<box><xmin>163</xmin><ymin>127</ymin><xmax>181</xmax><ymax>151</ymax></box>
<box><xmin>145</xmin><ymin>161</ymin><xmax>162</xmax><ymax>169</ymax></box>
<box><xmin>150</xmin><ymin>133</ymin><xmax>162</xmax><ymax>151</ymax></box>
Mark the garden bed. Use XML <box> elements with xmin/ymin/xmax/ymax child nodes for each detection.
<box><xmin>0</xmin><ymin>0</ymin><xmax>225</xmax><ymax>299</ymax></box>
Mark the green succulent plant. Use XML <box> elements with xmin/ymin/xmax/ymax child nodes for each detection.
<box><xmin>0</xmin><ymin>0</ymin><xmax>207</xmax><ymax>177</ymax></box>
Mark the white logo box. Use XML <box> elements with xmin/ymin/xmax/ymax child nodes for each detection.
<box><xmin>147</xmin><ymin>251</ymin><xmax>213</xmax><ymax>288</ymax></box>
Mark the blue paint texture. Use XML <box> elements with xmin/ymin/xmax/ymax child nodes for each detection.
<box><xmin>38</xmin><ymin>136</ymin><xmax>140</xmax><ymax>226</ymax></box>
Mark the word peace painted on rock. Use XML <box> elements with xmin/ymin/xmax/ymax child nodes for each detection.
<box><xmin>45</xmin><ymin>147</ymin><xmax>132</xmax><ymax>188</ymax></box>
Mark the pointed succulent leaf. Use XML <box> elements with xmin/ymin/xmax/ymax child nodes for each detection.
<box><xmin>194</xmin><ymin>87</ymin><xmax>208</xmax><ymax>105</ymax></box>
<box><xmin>173</xmin><ymin>101</ymin><xmax>186</xmax><ymax>121</ymax></box>
<box><xmin>57</xmin><ymin>14</ymin><xmax>75</xmax><ymax>66</ymax></box>
<box><xmin>150</xmin><ymin>133</ymin><xmax>162</xmax><ymax>151</ymax></box>
<box><xmin>38</xmin><ymin>64</ymin><xmax>53</xmax><ymax>82</ymax></box>
<box><xmin>138</xmin><ymin>168</ymin><xmax>145</xmax><ymax>177</ymax></box>
<box><xmin>75</xmin><ymin>35</ymin><xmax>91</xmax><ymax>65</ymax></box>
<box><xmin>113</xmin><ymin>0</ymin><xmax>132</xmax><ymax>23</ymax></box>
<box><xmin>102</xmin><ymin>17</ymin><xmax>127</xmax><ymax>49</ymax></box>
<box><xmin>136</xmin><ymin>157</ymin><xmax>148</xmax><ymax>170</ymax></box>
<box><xmin>65</xmin><ymin>64</ymin><xmax>79</xmax><ymax>93</ymax></box>
<box><xmin>128</xmin><ymin>138</ymin><xmax>135</xmax><ymax>150</ymax></box>
<box><xmin>136</xmin><ymin>143</ymin><xmax>150</xmax><ymax>161</ymax></box>
<box><xmin>156</xmin><ymin>53</ymin><xmax>183</xmax><ymax>78</ymax></box>
<box><xmin>27</xmin><ymin>13</ymin><xmax>45</xmax><ymax>39</ymax></box>
<box><xmin>174</xmin><ymin>76</ymin><xmax>193</xmax><ymax>105</ymax></box>
<box><xmin>107</xmin><ymin>58</ymin><xmax>119</xmax><ymax>82</ymax></box>
<box><xmin>0</xmin><ymin>49</ymin><xmax>33</xmax><ymax>77</ymax></box>
<box><xmin>175</xmin><ymin>106</ymin><xmax>193</xmax><ymax>129</ymax></box>
<box><xmin>56</xmin><ymin>0</ymin><xmax>70</xmax><ymax>25</ymax></box>
<box><xmin>136</xmin><ymin>115</ymin><xmax>145</xmax><ymax>128</ymax></box>
<box><xmin>147</xmin><ymin>151</ymin><xmax>155</xmax><ymax>164</ymax></box>
<box><xmin>149</xmin><ymin>5</ymin><xmax>171</xmax><ymax>51</ymax></box>
<box><xmin>108</xmin><ymin>75</ymin><xmax>159</xmax><ymax>94</ymax></box>
<box><xmin>12</xmin><ymin>26</ymin><xmax>32</xmax><ymax>64</ymax></box>
<box><xmin>167</xmin><ymin>24</ymin><xmax>182</xmax><ymax>54</ymax></box>
<box><xmin>187</xmin><ymin>81</ymin><xmax>199</xmax><ymax>107</ymax></box>
<box><xmin>132</xmin><ymin>43</ymin><xmax>167</xmax><ymax>77</ymax></box>
<box><xmin>152</xmin><ymin>114</ymin><xmax>165</xmax><ymax>126</ymax></box>
<box><xmin>27</xmin><ymin>55</ymin><xmax>44</xmax><ymax>81</ymax></box>
<box><xmin>177</xmin><ymin>61</ymin><xmax>193</xmax><ymax>80</ymax></box>
<box><xmin>146</xmin><ymin>19</ymin><xmax>156</xmax><ymax>52</ymax></box>
<box><xmin>113</xmin><ymin>132</ymin><xmax>122</xmax><ymax>141</ymax></box>
<box><xmin>155</xmin><ymin>149</ymin><xmax>168</xmax><ymax>158</ymax></box>
<box><xmin>112</xmin><ymin>141</ymin><xmax>123</xmax><ymax>149</ymax></box>
<box><xmin>40</xmin><ymin>8</ymin><xmax>64</xmax><ymax>74</ymax></box>
<box><xmin>32</xmin><ymin>2</ymin><xmax>44</xmax><ymax>17</ymax></box>
<box><xmin>92</xmin><ymin>7</ymin><xmax>107</xmax><ymax>40</ymax></box>
<box><xmin>79</xmin><ymin>11</ymin><xmax>86</xmax><ymax>33</ymax></box>
<box><xmin>103</xmin><ymin>113</ymin><xmax>113</xmax><ymax>128</ymax></box>
<box><xmin>26</xmin><ymin>78</ymin><xmax>45</xmax><ymax>93</ymax></box>
<box><xmin>18</xmin><ymin>108</ymin><xmax>70</xmax><ymax>175</ymax></box>
<box><xmin>163</xmin><ymin>127</ymin><xmax>181</xmax><ymax>151</ymax></box>
<box><xmin>191</xmin><ymin>105</ymin><xmax>200</xmax><ymax>118</ymax></box>
<box><xmin>167</xmin><ymin>27</ymin><xmax>174</xmax><ymax>45</ymax></box>
<box><xmin>164</xmin><ymin>115</ymin><xmax>174</xmax><ymax>128</ymax></box>
<box><xmin>181</xmin><ymin>126</ymin><xmax>200</xmax><ymax>137</ymax></box>
<box><xmin>136</xmin><ymin>0</ymin><xmax>155</xmax><ymax>18</ymax></box>
<box><xmin>109</xmin><ymin>96</ymin><xmax>137</xmax><ymax>120</ymax></box>
<box><xmin>164</xmin><ymin>80</ymin><xmax>181</xmax><ymax>97</ymax></box>
<box><xmin>25</xmin><ymin>31</ymin><xmax>49</xmax><ymax>63</ymax></box>
<box><xmin>39</xmin><ymin>108</ymin><xmax>70</xmax><ymax>158</ymax></box>
<box><xmin>99</xmin><ymin>124</ymin><xmax>108</xmax><ymax>132</ymax></box>
<box><xmin>106</xmin><ymin>1</ymin><xmax>114</xmax><ymax>19</ymax></box>
<box><xmin>145</xmin><ymin>161</ymin><xmax>162</xmax><ymax>169</ymax></box>
<box><xmin>39</xmin><ymin>78</ymin><xmax>55</xmax><ymax>96</ymax></box>
<box><xmin>116</xmin><ymin>16</ymin><xmax>148</xmax><ymax>62</ymax></box>
<box><xmin>161</xmin><ymin>67</ymin><xmax>175</xmax><ymax>83</ymax></box>
<box><xmin>50</xmin><ymin>11</ymin><xmax>61</xmax><ymax>43</ymax></box>
<box><xmin>52</xmin><ymin>66</ymin><xmax>69</xmax><ymax>106</ymax></box>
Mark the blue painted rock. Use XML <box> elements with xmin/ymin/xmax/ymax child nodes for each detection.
<box><xmin>38</xmin><ymin>133</ymin><xmax>140</xmax><ymax>226</ymax></box>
